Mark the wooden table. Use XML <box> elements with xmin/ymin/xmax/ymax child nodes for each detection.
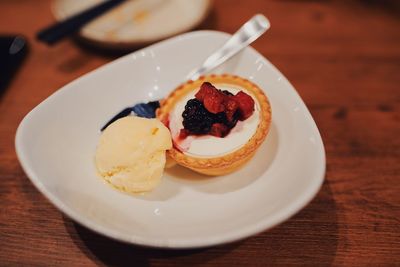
<box><xmin>1</xmin><ymin>0</ymin><xmax>399</xmax><ymax>266</ymax></box>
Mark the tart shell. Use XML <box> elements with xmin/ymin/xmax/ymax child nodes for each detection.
<box><xmin>156</xmin><ymin>74</ymin><xmax>272</xmax><ymax>176</ymax></box>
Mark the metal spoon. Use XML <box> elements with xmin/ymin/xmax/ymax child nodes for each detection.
<box><xmin>186</xmin><ymin>14</ymin><xmax>270</xmax><ymax>80</ymax></box>
<box><xmin>102</xmin><ymin>14</ymin><xmax>270</xmax><ymax>130</ymax></box>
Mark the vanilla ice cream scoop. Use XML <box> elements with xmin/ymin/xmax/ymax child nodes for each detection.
<box><xmin>95</xmin><ymin>116</ymin><xmax>172</xmax><ymax>193</ymax></box>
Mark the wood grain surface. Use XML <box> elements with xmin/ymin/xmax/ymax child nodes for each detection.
<box><xmin>0</xmin><ymin>0</ymin><xmax>399</xmax><ymax>266</ymax></box>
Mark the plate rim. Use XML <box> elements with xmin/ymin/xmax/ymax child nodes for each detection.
<box><xmin>51</xmin><ymin>0</ymin><xmax>213</xmax><ymax>49</ymax></box>
<box><xmin>15</xmin><ymin>30</ymin><xmax>326</xmax><ymax>249</ymax></box>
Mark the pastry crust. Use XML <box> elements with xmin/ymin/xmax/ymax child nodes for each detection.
<box><xmin>156</xmin><ymin>74</ymin><xmax>272</xmax><ymax>176</ymax></box>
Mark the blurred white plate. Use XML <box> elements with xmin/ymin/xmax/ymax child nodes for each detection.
<box><xmin>15</xmin><ymin>31</ymin><xmax>325</xmax><ymax>248</ymax></box>
<box><xmin>52</xmin><ymin>0</ymin><xmax>211</xmax><ymax>48</ymax></box>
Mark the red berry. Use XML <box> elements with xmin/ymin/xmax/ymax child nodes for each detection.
<box><xmin>210</xmin><ymin>123</ymin><xmax>229</xmax><ymax>137</ymax></box>
<box><xmin>224</xmin><ymin>97</ymin><xmax>238</xmax><ymax>121</ymax></box>
<box><xmin>179</xmin><ymin>129</ymin><xmax>189</xmax><ymax>139</ymax></box>
<box><xmin>203</xmin><ymin>92</ymin><xmax>225</xmax><ymax>113</ymax></box>
<box><xmin>195</xmin><ymin>82</ymin><xmax>226</xmax><ymax>114</ymax></box>
<box><xmin>233</xmin><ymin>91</ymin><xmax>255</xmax><ymax>120</ymax></box>
<box><xmin>195</xmin><ymin>82</ymin><xmax>216</xmax><ymax>102</ymax></box>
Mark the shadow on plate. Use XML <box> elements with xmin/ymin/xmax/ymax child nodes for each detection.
<box><xmin>63</xmin><ymin>179</ymin><xmax>338</xmax><ymax>266</ymax></box>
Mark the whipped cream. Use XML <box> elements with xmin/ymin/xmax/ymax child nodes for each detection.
<box><xmin>169</xmin><ymin>84</ymin><xmax>260</xmax><ymax>158</ymax></box>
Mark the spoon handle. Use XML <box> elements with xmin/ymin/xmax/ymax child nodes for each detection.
<box><xmin>186</xmin><ymin>14</ymin><xmax>270</xmax><ymax>81</ymax></box>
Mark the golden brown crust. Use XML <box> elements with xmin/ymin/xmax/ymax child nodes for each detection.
<box><xmin>157</xmin><ymin>74</ymin><xmax>272</xmax><ymax>176</ymax></box>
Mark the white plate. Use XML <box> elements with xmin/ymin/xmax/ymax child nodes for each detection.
<box><xmin>15</xmin><ymin>31</ymin><xmax>325</xmax><ymax>249</ymax></box>
<box><xmin>52</xmin><ymin>0</ymin><xmax>211</xmax><ymax>48</ymax></box>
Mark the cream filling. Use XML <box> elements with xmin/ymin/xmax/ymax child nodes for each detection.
<box><xmin>169</xmin><ymin>84</ymin><xmax>260</xmax><ymax>158</ymax></box>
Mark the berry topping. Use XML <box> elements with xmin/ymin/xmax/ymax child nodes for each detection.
<box><xmin>180</xmin><ymin>82</ymin><xmax>255</xmax><ymax>138</ymax></box>
<box><xmin>224</xmin><ymin>98</ymin><xmax>239</xmax><ymax>122</ymax></box>
<box><xmin>182</xmin><ymin>99</ymin><xmax>215</xmax><ymax>134</ymax></box>
<box><xmin>179</xmin><ymin>129</ymin><xmax>189</xmax><ymax>139</ymax></box>
<box><xmin>221</xmin><ymin>90</ymin><xmax>234</xmax><ymax>96</ymax></box>
<box><xmin>210</xmin><ymin>123</ymin><xmax>229</xmax><ymax>137</ymax></box>
<box><xmin>233</xmin><ymin>91</ymin><xmax>255</xmax><ymax>120</ymax></box>
<box><xmin>196</xmin><ymin>82</ymin><xmax>226</xmax><ymax>114</ymax></box>
<box><xmin>203</xmin><ymin>92</ymin><xmax>225</xmax><ymax>114</ymax></box>
<box><xmin>195</xmin><ymin>82</ymin><xmax>216</xmax><ymax>102</ymax></box>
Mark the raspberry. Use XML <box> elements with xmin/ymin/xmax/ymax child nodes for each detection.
<box><xmin>179</xmin><ymin>129</ymin><xmax>189</xmax><ymax>139</ymax></box>
<box><xmin>196</xmin><ymin>82</ymin><xmax>227</xmax><ymax>114</ymax></box>
<box><xmin>233</xmin><ymin>91</ymin><xmax>255</xmax><ymax>120</ymax></box>
<box><xmin>210</xmin><ymin>123</ymin><xmax>229</xmax><ymax>137</ymax></box>
<box><xmin>182</xmin><ymin>99</ymin><xmax>214</xmax><ymax>134</ymax></box>
<box><xmin>203</xmin><ymin>92</ymin><xmax>225</xmax><ymax>114</ymax></box>
<box><xmin>195</xmin><ymin>82</ymin><xmax>216</xmax><ymax>102</ymax></box>
<box><xmin>224</xmin><ymin>98</ymin><xmax>238</xmax><ymax>122</ymax></box>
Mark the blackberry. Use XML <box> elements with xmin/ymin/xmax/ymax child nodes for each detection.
<box><xmin>182</xmin><ymin>99</ymin><xmax>215</xmax><ymax>134</ymax></box>
<box><xmin>215</xmin><ymin>112</ymin><xmax>227</xmax><ymax>124</ymax></box>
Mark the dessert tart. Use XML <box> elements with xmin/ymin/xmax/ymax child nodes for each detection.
<box><xmin>157</xmin><ymin>74</ymin><xmax>271</xmax><ymax>175</ymax></box>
